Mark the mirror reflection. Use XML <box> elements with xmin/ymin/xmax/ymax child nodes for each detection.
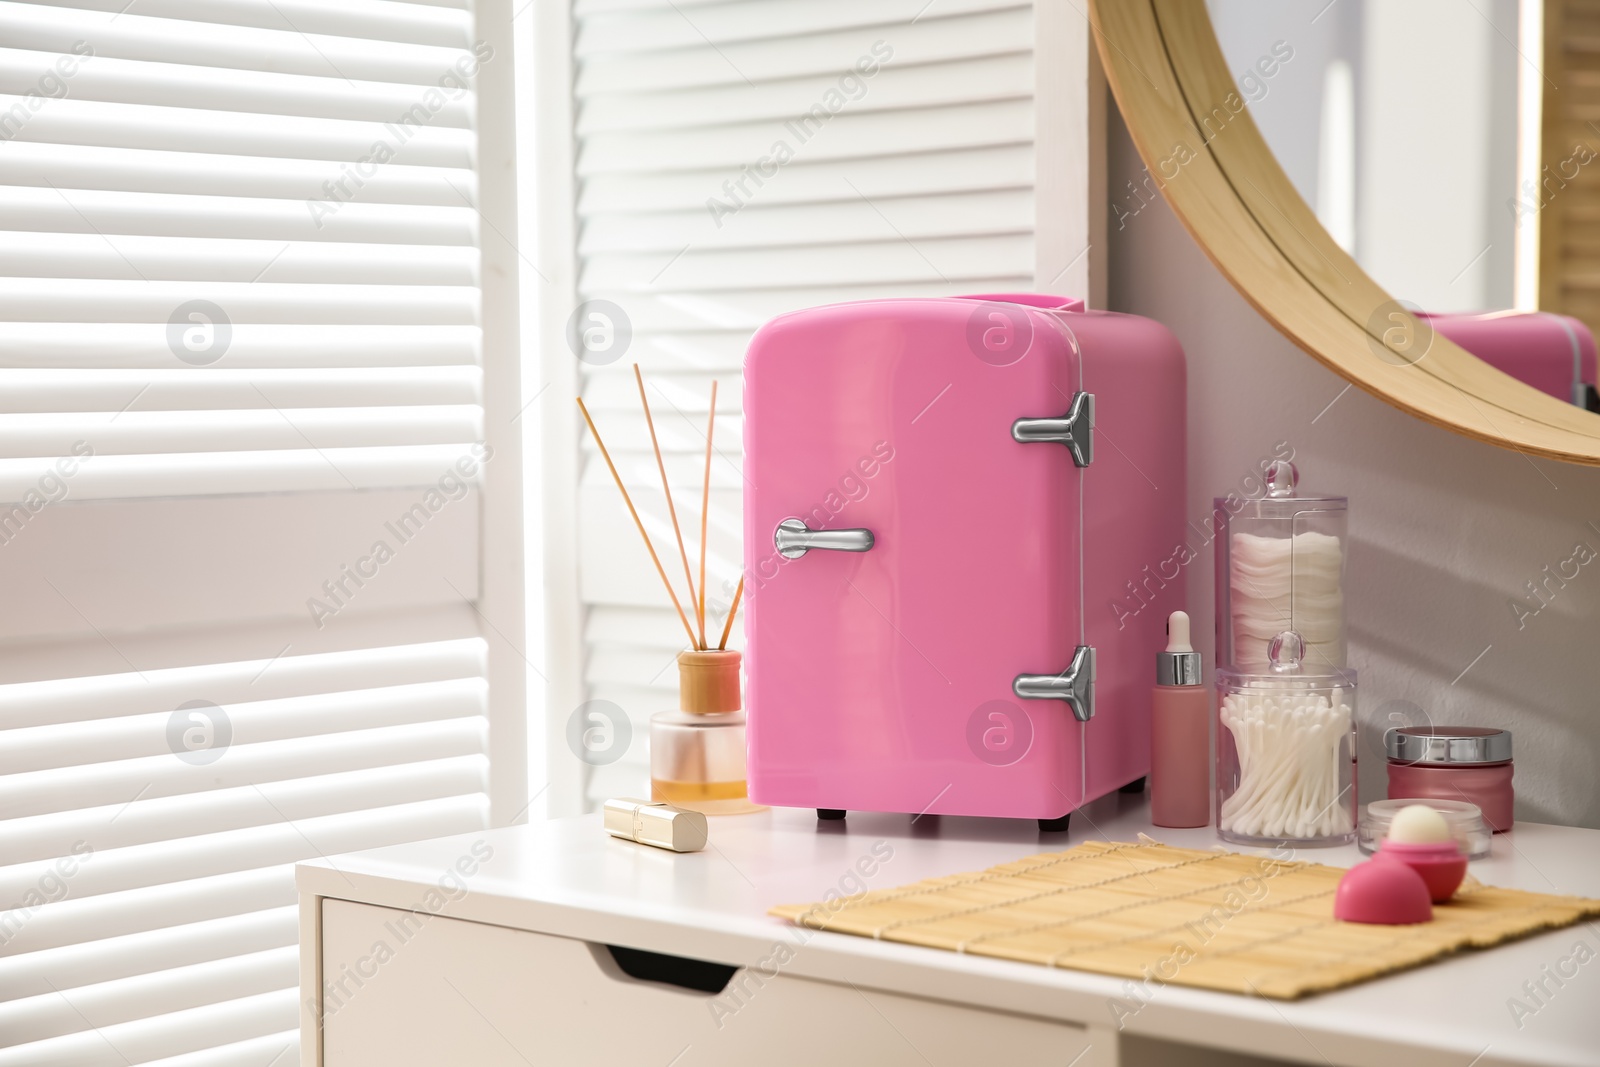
<box><xmin>1207</xmin><ymin>0</ymin><xmax>1600</xmax><ymax>412</ymax></box>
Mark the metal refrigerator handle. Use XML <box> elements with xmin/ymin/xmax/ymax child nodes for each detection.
<box><xmin>1012</xmin><ymin>390</ymin><xmax>1094</xmax><ymax>467</ymax></box>
<box><xmin>1014</xmin><ymin>645</ymin><xmax>1096</xmax><ymax>722</ymax></box>
<box><xmin>773</xmin><ymin>518</ymin><xmax>875</xmax><ymax>560</ymax></box>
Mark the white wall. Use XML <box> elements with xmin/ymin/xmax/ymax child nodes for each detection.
<box><xmin>1108</xmin><ymin>112</ymin><xmax>1600</xmax><ymax>830</ymax></box>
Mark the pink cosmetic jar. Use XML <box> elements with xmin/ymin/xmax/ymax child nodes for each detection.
<box><xmin>1386</xmin><ymin>727</ymin><xmax>1514</xmax><ymax>832</ymax></box>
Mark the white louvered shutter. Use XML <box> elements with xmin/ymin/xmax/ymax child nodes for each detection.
<box><xmin>552</xmin><ymin>0</ymin><xmax>1098</xmax><ymax>809</ymax></box>
<box><xmin>0</xmin><ymin>2</ymin><xmax>527</xmax><ymax>1065</ymax></box>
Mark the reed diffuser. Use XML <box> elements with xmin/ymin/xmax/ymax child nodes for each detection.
<box><xmin>577</xmin><ymin>368</ymin><xmax>759</xmax><ymax>815</ymax></box>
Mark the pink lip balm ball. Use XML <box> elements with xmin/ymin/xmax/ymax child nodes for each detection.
<box><xmin>1334</xmin><ymin>860</ymin><xmax>1433</xmax><ymax>925</ymax></box>
<box><xmin>1376</xmin><ymin>804</ymin><xmax>1468</xmax><ymax>903</ymax></box>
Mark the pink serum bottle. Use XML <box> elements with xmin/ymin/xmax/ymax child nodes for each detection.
<box><xmin>1152</xmin><ymin>610</ymin><xmax>1210</xmax><ymax>828</ymax></box>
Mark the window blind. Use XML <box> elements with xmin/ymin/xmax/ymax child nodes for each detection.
<box><xmin>0</xmin><ymin>2</ymin><xmax>509</xmax><ymax>1064</ymax></box>
<box><xmin>0</xmin><ymin>639</ymin><xmax>489</xmax><ymax>1066</ymax></box>
<box><xmin>0</xmin><ymin>0</ymin><xmax>486</xmax><ymax>496</ymax></box>
<box><xmin>567</xmin><ymin>0</ymin><xmax>1042</xmax><ymax>807</ymax></box>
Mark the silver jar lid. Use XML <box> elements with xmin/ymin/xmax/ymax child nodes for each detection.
<box><xmin>1385</xmin><ymin>726</ymin><xmax>1512</xmax><ymax>764</ymax></box>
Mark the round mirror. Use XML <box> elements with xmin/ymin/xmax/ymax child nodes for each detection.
<box><xmin>1092</xmin><ymin>0</ymin><xmax>1600</xmax><ymax>464</ymax></box>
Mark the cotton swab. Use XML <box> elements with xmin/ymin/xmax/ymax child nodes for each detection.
<box><xmin>1220</xmin><ymin>687</ymin><xmax>1353</xmax><ymax>840</ymax></box>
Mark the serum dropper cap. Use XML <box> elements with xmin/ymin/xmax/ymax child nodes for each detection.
<box><xmin>1157</xmin><ymin>610</ymin><xmax>1202</xmax><ymax>686</ymax></box>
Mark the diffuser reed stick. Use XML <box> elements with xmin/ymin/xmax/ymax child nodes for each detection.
<box><xmin>634</xmin><ymin>365</ymin><xmax>704</xmax><ymax>649</ymax></box>
<box><xmin>718</xmin><ymin>576</ymin><xmax>743</xmax><ymax>651</ymax></box>
<box><xmin>697</xmin><ymin>380</ymin><xmax>717</xmax><ymax>639</ymax></box>
<box><xmin>575</xmin><ymin>397</ymin><xmax>699</xmax><ymax>647</ymax></box>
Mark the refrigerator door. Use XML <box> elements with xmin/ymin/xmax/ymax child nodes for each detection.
<box><xmin>744</xmin><ymin>296</ymin><xmax>1085</xmax><ymax>819</ymax></box>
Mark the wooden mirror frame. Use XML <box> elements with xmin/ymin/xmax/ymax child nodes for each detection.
<box><xmin>1089</xmin><ymin>0</ymin><xmax>1600</xmax><ymax>465</ymax></box>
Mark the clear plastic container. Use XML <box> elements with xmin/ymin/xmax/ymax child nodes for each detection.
<box><xmin>1214</xmin><ymin>461</ymin><xmax>1348</xmax><ymax>674</ymax></box>
<box><xmin>1216</xmin><ymin>660</ymin><xmax>1358</xmax><ymax>847</ymax></box>
<box><xmin>649</xmin><ymin>650</ymin><xmax>764</xmax><ymax>815</ymax></box>
<box><xmin>1359</xmin><ymin>798</ymin><xmax>1490</xmax><ymax>859</ymax></box>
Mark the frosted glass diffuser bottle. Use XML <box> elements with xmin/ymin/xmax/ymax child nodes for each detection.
<box><xmin>651</xmin><ymin>650</ymin><xmax>764</xmax><ymax>815</ymax></box>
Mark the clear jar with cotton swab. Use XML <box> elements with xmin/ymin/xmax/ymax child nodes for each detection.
<box><xmin>1212</xmin><ymin>460</ymin><xmax>1356</xmax><ymax>846</ymax></box>
<box><xmin>1215</xmin><ymin>668</ymin><xmax>1358</xmax><ymax>846</ymax></box>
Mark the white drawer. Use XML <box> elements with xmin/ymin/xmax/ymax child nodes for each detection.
<box><xmin>315</xmin><ymin>899</ymin><xmax>1103</xmax><ymax>1067</ymax></box>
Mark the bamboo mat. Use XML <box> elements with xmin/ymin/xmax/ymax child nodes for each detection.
<box><xmin>770</xmin><ymin>839</ymin><xmax>1600</xmax><ymax>1000</ymax></box>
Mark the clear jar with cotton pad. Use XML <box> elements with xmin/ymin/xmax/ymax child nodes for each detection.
<box><xmin>1214</xmin><ymin>460</ymin><xmax>1347</xmax><ymax>674</ymax></box>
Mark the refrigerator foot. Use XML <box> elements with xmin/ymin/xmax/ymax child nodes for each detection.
<box><xmin>1119</xmin><ymin>776</ymin><xmax>1148</xmax><ymax>794</ymax></box>
<box><xmin>817</xmin><ymin>809</ymin><xmax>846</xmax><ymax>821</ymax></box>
<box><xmin>1037</xmin><ymin>814</ymin><xmax>1072</xmax><ymax>833</ymax></box>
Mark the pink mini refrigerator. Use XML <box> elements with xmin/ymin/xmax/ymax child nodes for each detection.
<box><xmin>743</xmin><ymin>294</ymin><xmax>1186</xmax><ymax>830</ymax></box>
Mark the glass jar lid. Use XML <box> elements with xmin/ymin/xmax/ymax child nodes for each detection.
<box><xmin>1215</xmin><ymin>459</ymin><xmax>1349</xmax><ymax>520</ymax></box>
<box><xmin>1385</xmin><ymin>726</ymin><xmax>1511</xmax><ymax>764</ymax></box>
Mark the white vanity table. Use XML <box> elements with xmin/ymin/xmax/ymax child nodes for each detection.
<box><xmin>297</xmin><ymin>792</ymin><xmax>1600</xmax><ymax>1067</ymax></box>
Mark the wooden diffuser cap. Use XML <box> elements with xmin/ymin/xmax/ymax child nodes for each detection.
<box><xmin>678</xmin><ymin>650</ymin><xmax>741</xmax><ymax>714</ymax></box>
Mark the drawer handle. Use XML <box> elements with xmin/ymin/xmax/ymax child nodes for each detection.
<box><xmin>604</xmin><ymin>944</ymin><xmax>736</xmax><ymax>994</ymax></box>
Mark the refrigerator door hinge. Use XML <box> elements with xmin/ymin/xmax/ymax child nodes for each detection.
<box><xmin>1013</xmin><ymin>645</ymin><xmax>1096</xmax><ymax>722</ymax></box>
<box><xmin>1012</xmin><ymin>391</ymin><xmax>1094</xmax><ymax>467</ymax></box>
